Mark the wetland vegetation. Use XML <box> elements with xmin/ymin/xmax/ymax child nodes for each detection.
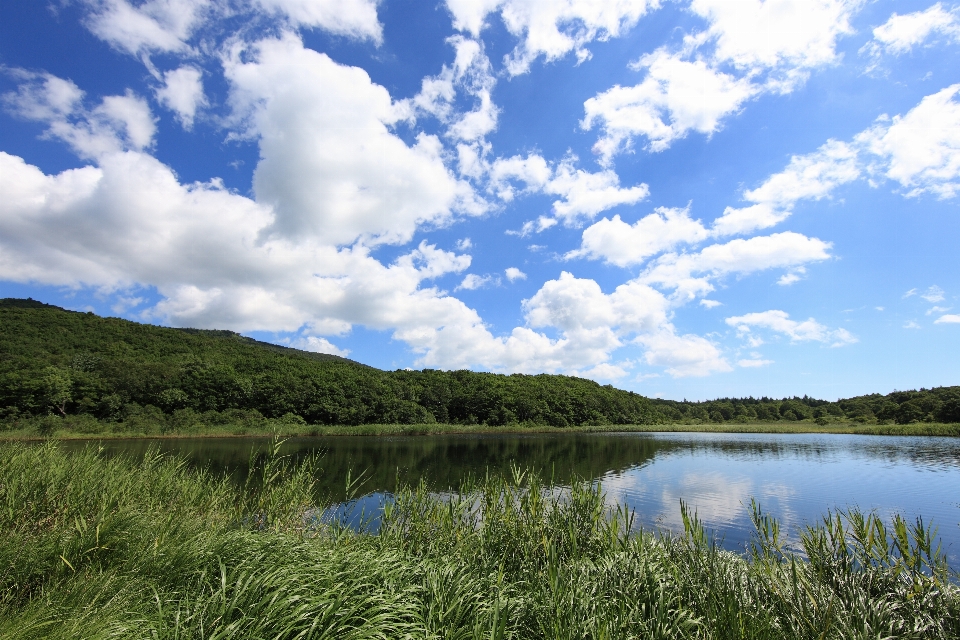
<box><xmin>1</xmin><ymin>441</ymin><xmax>957</xmax><ymax>638</ymax></box>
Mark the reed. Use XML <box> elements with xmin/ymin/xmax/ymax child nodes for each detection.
<box><xmin>0</xmin><ymin>442</ymin><xmax>956</xmax><ymax>639</ymax></box>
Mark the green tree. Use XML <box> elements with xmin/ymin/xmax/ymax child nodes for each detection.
<box><xmin>42</xmin><ymin>366</ymin><xmax>72</xmax><ymax>416</ymax></box>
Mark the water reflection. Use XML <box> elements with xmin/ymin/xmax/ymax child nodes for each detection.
<box><xmin>65</xmin><ymin>432</ymin><xmax>960</xmax><ymax>566</ymax></box>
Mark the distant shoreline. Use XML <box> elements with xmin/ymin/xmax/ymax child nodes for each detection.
<box><xmin>4</xmin><ymin>421</ymin><xmax>958</xmax><ymax>441</ymax></box>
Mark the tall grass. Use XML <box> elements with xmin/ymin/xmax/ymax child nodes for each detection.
<box><xmin>0</xmin><ymin>442</ymin><xmax>956</xmax><ymax>639</ymax></box>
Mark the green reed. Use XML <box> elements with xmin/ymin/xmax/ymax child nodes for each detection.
<box><xmin>0</xmin><ymin>441</ymin><xmax>956</xmax><ymax>639</ymax></box>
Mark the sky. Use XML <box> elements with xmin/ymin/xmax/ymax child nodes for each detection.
<box><xmin>1</xmin><ymin>0</ymin><xmax>959</xmax><ymax>401</ymax></box>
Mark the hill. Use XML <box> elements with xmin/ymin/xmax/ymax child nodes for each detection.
<box><xmin>0</xmin><ymin>299</ymin><xmax>659</xmax><ymax>432</ymax></box>
<box><xmin>1</xmin><ymin>299</ymin><xmax>957</xmax><ymax>436</ymax></box>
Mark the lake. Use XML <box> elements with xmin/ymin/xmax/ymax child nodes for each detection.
<box><xmin>67</xmin><ymin>431</ymin><xmax>960</xmax><ymax>566</ymax></box>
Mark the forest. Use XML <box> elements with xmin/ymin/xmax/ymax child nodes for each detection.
<box><xmin>2</xmin><ymin>297</ymin><xmax>958</xmax><ymax>435</ymax></box>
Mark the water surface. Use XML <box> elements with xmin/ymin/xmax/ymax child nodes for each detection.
<box><xmin>70</xmin><ymin>432</ymin><xmax>960</xmax><ymax>565</ymax></box>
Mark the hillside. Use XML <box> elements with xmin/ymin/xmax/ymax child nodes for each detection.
<box><xmin>1</xmin><ymin>298</ymin><xmax>957</xmax><ymax>435</ymax></box>
<box><xmin>0</xmin><ymin>299</ymin><xmax>659</xmax><ymax>431</ymax></box>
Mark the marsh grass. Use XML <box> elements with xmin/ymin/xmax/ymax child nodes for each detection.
<box><xmin>0</xmin><ymin>442</ymin><xmax>957</xmax><ymax>639</ymax></box>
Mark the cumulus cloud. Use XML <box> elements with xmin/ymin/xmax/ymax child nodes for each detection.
<box><xmin>446</xmin><ymin>0</ymin><xmax>660</xmax><ymax>75</ymax></box>
<box><xmin>81</xmin><ymin>0</ymin><xmax>210</xmax><ymax>56</ymax></box>
<box><xmin>519</xmin><ymin>272</ymin><xmax>728</xmax><ymax>377</ymax></box>
<box><xmin>688</xmin><ymin>0</ymin><xmax>857</xmax><ymax>85</ymax></box>
<box><xmin>640</xmin><ymin>232</ymin><xmax>833</xmax><ymax>300</ymax></box>
<box><xmin>709</xmin><ymin>84</ymin><xmax>960</xmax><ymax>245</ymax></box>
<box><xmin>582</xmin><ymin>0</ymin><xmax>860</xmax><ymax>157</ymax></box>
<box><xmin>859</xmin><ymin>84</ymin><xmax>960</xmax><ymax>199</ymax></box>
<box><xmin>456</xmin><ymin>273</ymin><xmax>498</xmax><ymax>290</ymax></box>
<box><xmin>401</xmin><ymin>36</ymin><xmax>500</xmax><ymax>144</ymax></box>
<box><xmin>635</xmin><ymin>330</ymin><xmax>730</xmax><ymax>377</ymax></box>
<box><xmin>862</xmin><ymin>3</ymin><xmax>960</xmax><ymax>61</ymax></box>
<box><xmin>0</xmin><ymin>148</ymin><xmax>527</xmax><ymax>373</ymax></box>
<box><xmin>505</xmin><ymin>267</ymin><xmax>526</xmax><ymax>281</ymax></box>
<box><xmin>583</xmin><ymin>50</ymin><xmax>756</xmax><ymax>159</ymax></box>
<box><xmin>155</xmin><ymin>66</ymin><xmax>206</xmax><ymax>129</ymax></box>
<box><xmin>568</xmin><ymin>206</ymin><xmax>709</xmax><ymax>266</ymax></box>
<box><xmin>726</xmin><ymin>310</ymin><xmax>857</xmax><ymax>347</ymax></box>
<box><xmin>3</xmin><ymin>72</ymin><xmax>156</xmax><ymax>160</ymax></box>
<box><xmin>255</xmin><ymin>0</ymin><xmax>383</xmax><ymax>41</ymax></box>
<box><xmin>777</xmin><ymin>268</ymin><xmax>806</xmax><ymax>286</ymax></box>
<box><xmin>487</xmin><ymin>153</ymin><xmax>649</xmax><ymax>228</ymax></box>
<box><xmin>223</xmin><ymin>34</ymin><xmax>481</xmax><ymax>247</ymax></box>
<box><xmin>935</xmin><ymin>314</ymin><xmax>960</xmax><ymax>324</ymax></box>
<box><xmin>294</xmin><ymin>335</ymin><xmax>351</xmax><ymax>357</ymax></box>
<box><xmin>713</xmin><ymin>139</ymin><xmax>861</xmax><ymax>235</ymax></box>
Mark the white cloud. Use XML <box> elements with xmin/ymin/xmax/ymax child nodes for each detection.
<box><xmin>394</xmin><ymin>240</ymin><xmax>472</xmax><ymax>280</ymax></box>
<box><xmin>545</xmin><ymin>158</ymin><xmax>649</xmax><ymax>224</ymax></box>
<box><xmin>927</xmin><ymin>305</ymin><xmax>951</xmax><ymax>316</ymax></box>
<box><xmin>256</xmin><ymin>0</ymin><xmax>383</xmax><ymax>41</ymax></box>
<box><xmin>920</xmin><ymin>285</ymin><xmax>946</xmax><ymax>303</ymax></box>
<box><xmin>634</xmin><ymin>329</ymin><xmax>731</xmax><ymax>377</ymax></box>
<box><xmin>0</xmin><ymin>149</ymin><xmax>516</xmax><ymax>372</ymax></box>
<box><xmin>456</xmin><ymin>237</ymin><xmax>473</xmax><ymax>250</ymax></box>
<box><xmin>568</xmin><ymin>206</ymin><xmax>709</xmax><ymax>266</ymax></box>
<box><xmin>725</xmin><ymin>310</ymin><xmax>857</xmax><ymax>347</ymax></box>
<box><xmin>507</xmin><ymin>216</ymin><xmax>557</xmax><ymax>237</ymax></box>
<box><xmin>903</xmin><ymin>288</ymin><xmax>918</xmax><ymax>298</ymax></box>
<box><xmin>3</xmin><ymin>73</ymin><xmax>156</xmax><ymax>160</ymax></box>
<box><xmin>863</xmin><ymin>3</ymin><xmax>960</xmax><ymax>59</ymax></box>
<box><xmin>738</xmin><ymin>358</ymin><xmax>773</xmax><ymax>368</ymax></box>
<box><xmin>641</xmin><ymin>232</ymin><xmax>832</xmax><ymax>299</ymax></box>
<box><xmin>777</xmin><ymin>267</ymin><xmax>806</xmax><ymax>286</ymax></box>
<box><xmin>446</xmin><ymin>0</ymin><xmax>660</xmax><ymax>75</ymax></box>
<box><xmin>859</xmin><ymin>84</ymin><xmax>960</xmax><ymax>199</ymax></box>
<box><xmin>82</xmin><ymin>0</ymin><xmax>209</xmax><ymax>56</ymax></box>
<box><xmin>712</xmin><ymin>139</ymin><xmax>860</xmax><ymax>236</ymax></box>
<box><xmin>400</xmin><ymin>36</ymin><xmax>499</xmax><ymax>143</ymax></box>
<box><xmin>488</xmin><ymin>153</ymin><xmax>552</xmax><ymax>200</ymax></box>
<box><xmin>294</xmin><ymin>335</ymin><xmax>351</xmax><ymax>357</ymax></box>
<box><xmin>505</xmin><ymin>267</ymin><xmax>526</xmax><ymax>281</ymax></box>
<box><xmin>582</xmin><ymin>49</ymin><xmax>756</xmax><ymax>158</ymax></box>
<box><xmin>456</xmin><ymin>273</ymin><xmax>498</xmax><ymax>290</ymax></box>
<box><xmin>155</xmin><ymin>66</ymin><xmax>206</xmax><ymax>129</ymax></box>
<box><xmin>904</xmin><ymin>320</ymin><xmax>922</xmax><ymax>329</ymax></box>
<box><xmin>520</xmin><ymin>271</ymin><xmax>730</xmax><ymax>378</ymax></box>
<box><xmin>223</xmin><ymin>33</ymin><xmax>480</xmax><ymax>247</ymax></box>
<box><xmin>935</xmin><ymin>314</ymin><xmax>960</xmax><ymax>324</ymax></box>
<box><xmin>581</xmin><ymin>0</ymin><xmax>861</xmax><ymax>158</ymax></box>
<box><xmin>688</xmin><ymin>0</ymin><xmax>858</xmax><ymax>85</ymax></box>
<box><xmin>489</xmin><ymin>153</ymin><xmax>648</xmax><ymax>225</ymax></box>
<box><xmin>700</xmin><ymin>299</ymin><xmax>721</xmax><ymax>308</ymax></box>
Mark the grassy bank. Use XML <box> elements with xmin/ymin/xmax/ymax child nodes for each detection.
<box><xmin>2</xmin><ymin>416</ymin><xmax>959</xmax><ymax>440</ymax></box>
<box><xmin>0</xmin><ymin>442</ymin><xmax>956</xmax><ymax>639</ymax></box>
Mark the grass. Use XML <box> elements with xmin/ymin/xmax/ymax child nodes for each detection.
<box><xmin>3</xmin><ymin>417</ymin><xmax>959</xmax><ymax>440</ymax></box>
<box><xmin>0</xmin><ymin>441</ymin><xmax>957</xmax><ymax>639</ymax></box>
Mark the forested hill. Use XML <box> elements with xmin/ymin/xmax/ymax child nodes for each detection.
<box><xmin>0</xmin><ymin>299</ymin><xmax>659</xmax><ymax>429</ymax></box>
<box><xmin>1</xmin><ymin>298</ymin><xmax>957</xmax><ymax>433</ymax></box>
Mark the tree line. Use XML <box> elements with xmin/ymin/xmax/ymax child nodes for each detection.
<box><xmin>0</xmin><ymin>299</ymin><xmax>657</xmax><ymax>431</ymax></box>
<box><xmin>1</xmin><ymin>298</ymin><xmax>957</xmax><ymax>433</ymax></box>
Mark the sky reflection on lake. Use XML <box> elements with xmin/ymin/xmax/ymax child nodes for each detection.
<box><xmin>73</xmin><ymin>432</ymin><xmax>960</xmax><ymax>566</ymax></box>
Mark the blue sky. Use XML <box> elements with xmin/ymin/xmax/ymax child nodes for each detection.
<box><xmin>1</xmin><ymin>0</ymin><xmax>959</xmax><ymax>401</ymax></box>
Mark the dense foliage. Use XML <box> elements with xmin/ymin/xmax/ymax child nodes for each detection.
<box><xmin>652</xmin><ymin>387</ymin><xmax>960</xmax><ymax>426</ymax></box>
<box><xmin>2</xmin><ymin>298</ymin><xmax>957</xmax><ymax>435</ymax></box>
<box><xmin>0</xmin><ymin>299</ymin><xmax>657</xmax><ymax>431</ymax></box>
<box><xmin>0</xmin><ymin>442</ymin><xmax>956</xmax><ymax>639</ymax></box>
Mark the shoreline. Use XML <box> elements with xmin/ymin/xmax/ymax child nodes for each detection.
<box><xmin>3</xmin><ymin>420</ymin><xmax>958</xmax><ymax>441</ymax></box>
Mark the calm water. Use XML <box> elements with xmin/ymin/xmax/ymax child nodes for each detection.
<box><xmin>67</xmin><ymin>432</ymin><xmax>960</xmax><ymax>565</ymax></box>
